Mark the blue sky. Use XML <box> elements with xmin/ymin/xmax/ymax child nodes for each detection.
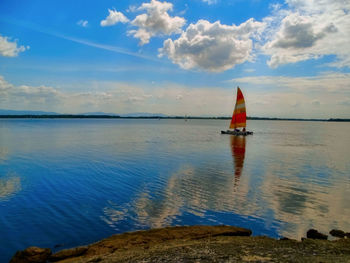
<box><xmin>0</xmin><ymin>0</ymin><xmax>349</xmax><ymax>117</ymax></box>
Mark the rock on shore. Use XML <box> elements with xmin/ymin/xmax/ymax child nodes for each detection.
<box><xmin>10</xmin><ymin>225</ymin><xmax>350</xmax><ymax>263</ymax></box>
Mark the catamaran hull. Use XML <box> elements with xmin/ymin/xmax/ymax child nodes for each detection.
<box><xmin>221</xmin><ymin>130</ymin><xmax>253</xmax><ymax>136</ymax></box>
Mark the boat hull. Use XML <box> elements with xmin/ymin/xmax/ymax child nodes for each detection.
<box><xmin>221</xmin><ymin>130</ymin><xmax>253</xmax><ymax>136</ymax></box>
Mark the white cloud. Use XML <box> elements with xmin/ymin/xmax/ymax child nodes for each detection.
<box><xmin>262</xmin><ymin>0</ymin><xmax>350</xmax><ymax>68</ymax></box>
<box><xmin>229</xmin><ymin>72</ymin><xmax>350</xmax><ymax>118</ymax></box>
<box><xmin>159</xmin><ymin>19</ymin><xmax>265</xmax><ymax>72</ymax></box>
<box><xmin>230</xmin><ymin>72</ymin><xmax>350</xmax><ymax>92</ymax></box>
<box><xmin>176</xmin><ymin>94</ymin><xmax>183</xmax><ymax>100</ymax></box>
<box><xmin>77</xmin><ymin>20</ymin><xmax>88</xmax><ymax>27</ymax></box>
<box><xmin>128</xmin><ymin>0</ymin><xmax>186</xmax><ymax>45</ymax></box>
<box><xmin>269</xmin><ymin>15</ymin><xmax>336</xmax><ymax>49</ymax></box>
<box><xmin>0</xmin><ymin>76</ymin><xmax>62</xmax><ymax>108</ymax></box>
<box><xmin>127</xmin><ymin>5</ymin><xmax>138</xmax><ymax>13</ymax></box>
<box><xmin>0</xmin><ymin>19</ymin><xmax>156</xmax><ymax>61</ymax></box>
<box><xmin>0</xmin><ymin>75</ymin><xmax>232</xmax><ymax>116</ymax></box>
<box><xmin>1</xmin><ymin>72</ymin><xmax>349</xmax><ymax>118</ymax></box>
<box><xmin>100</xmin><ymin>9</ymin><xmax>129</xmax><ymax>27</ymax></box>
<box><xmin>202</xmin><ymin>0</ymin><xmax>218</xmax><ymax>4</ymax></box>
<box><xmin>0</xmin><ymin>34</ymin><xmax>29</xmax><ymax>57</ymax></box>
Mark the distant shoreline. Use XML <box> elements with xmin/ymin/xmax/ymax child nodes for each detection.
<box><xmin>0</xmin><ymin>115</ymin><xmax>349</xmax><ymax>122</ymax></box>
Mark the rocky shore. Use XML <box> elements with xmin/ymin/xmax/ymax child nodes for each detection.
<box><xmin>10</xmin><ymin>225</ymin><xmax>350</xmax><ymax>263</ymax></box>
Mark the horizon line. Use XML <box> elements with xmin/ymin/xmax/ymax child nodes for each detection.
<box><xmin>0</xmin><ymin>114</ymin><xmax>349</xmax><ymax>122</ymax></box>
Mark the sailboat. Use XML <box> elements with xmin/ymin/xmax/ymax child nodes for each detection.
<box><xmin>221</xmin><ymin>87</ymin><xmax>253</xmax><ymax>136</ymax></box>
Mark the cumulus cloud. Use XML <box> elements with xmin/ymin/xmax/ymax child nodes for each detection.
<box><xmin>0</xmin><ymin>75</ymin><xmax>127</xmax><ymax>113</ymax></box>
<box><xmin>100</xmin><ymin>9</ymin><xmax>129</xmax><ymax>27</ymax></box>
<box><xmin>0</xmin><ymin>34</ymin><xmax>29</xmax><ymax>57</ymax></box>
<box><xmin>77</xmin><ymin>20</ymin><xmax>88</xmax><ymax>27</ymax></box>
<box><xmin>159</xmin><ymin>19</ymin><xmax>265</xmax><ymax>72</ymax></box>
<box><xmin>128</xmin><ymin>0</ymin><xmax>186</xmax><ymax>45</ymax></box>
<box><xmin>0</xmin><ymin>76</ymin><xmax>62</xmax><ymax>109</ymax></box>
<box><xmin>270</xmin><ymin>15</ymin><xmax>336</xmax><ymax>49</ymax></box>
<box><xmin>262</xmin><ymin>0</ymin><xmax>350</xmax><ymax>68</ymax></box>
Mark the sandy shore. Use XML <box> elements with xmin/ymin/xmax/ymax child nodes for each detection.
<box><xmin>10</xmin><ymin>225</ymin><xmax>350</xmax><ymax>263</ymax></box>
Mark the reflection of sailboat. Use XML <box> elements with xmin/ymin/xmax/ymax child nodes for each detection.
<box><xmin>230</xmin><ymin>136</ymin><xmax>246</xmax><ymax>185</ymax></box>
<box><xmin>221</xmin><ymin>87</ymin><xmax>253</xmax><ymax>136</ymax></box>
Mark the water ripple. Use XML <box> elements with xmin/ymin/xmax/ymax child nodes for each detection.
<box><xmin>0</xmin><ymin>119</ymin><xmax>350</xmax><ymax>262</ymax></box>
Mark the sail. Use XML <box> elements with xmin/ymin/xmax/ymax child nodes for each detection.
<box><xmin>229</xmin><ymin>87</ymin><xmax>246</xmax><ymax>129</ymax></box>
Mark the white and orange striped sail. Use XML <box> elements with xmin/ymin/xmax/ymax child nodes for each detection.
<box><xmin>229</xmin><ymin>87</ymin><xmax>246</xmax><ymax>129</ymax></box>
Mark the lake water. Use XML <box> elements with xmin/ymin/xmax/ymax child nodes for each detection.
<box><xmin>0</xmin><ymin>119</ymin><xmax>349</xmax><ymax>261</ymax></box>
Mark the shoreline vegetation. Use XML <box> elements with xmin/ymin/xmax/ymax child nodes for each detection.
<box><xmin>10</xmin><ymin>225</ymin><xmax>350</xmax><ymax>263</ymax></box>
<box><xmin>0</xmin><ymin>114</ymin><xmax>349</xmax><ymax>122</ymax></box>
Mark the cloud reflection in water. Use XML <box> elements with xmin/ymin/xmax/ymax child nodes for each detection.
<box><xmin>0</xmin><ymin>147</ymin><xmax>9</xmax><ymax>163</ymax></box>
<box><xmin>0</xmin><ymin>172</ymin><xmax>21</xmax><ymax>200</ymax></box>
<box><xmin>101</xmin><ymin>121</ymin><xmax>350</xmax><ymax>239</ymax></box>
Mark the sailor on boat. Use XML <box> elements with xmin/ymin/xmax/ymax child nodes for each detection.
<box><xmin>221</xmin><ymin>87</ymin><xmax>253</xmax><ymax>136</ymax></box>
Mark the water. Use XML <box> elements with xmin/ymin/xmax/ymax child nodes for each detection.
<box><xmin>0</xmin><ymin>119</ymin><xmax>350</xmax><ymax>261</ymax></box>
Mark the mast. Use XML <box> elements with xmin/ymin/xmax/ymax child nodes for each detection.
<box><xmin>229</xmin><ymin>87</ymin><xmax>247</xmax><ymax>129</ymax></box>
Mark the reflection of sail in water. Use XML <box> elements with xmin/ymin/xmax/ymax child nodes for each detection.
<box><xmin>230</xmin><ymin>136</ymin><xmax>246</xmax><ymax>186</ymax></box>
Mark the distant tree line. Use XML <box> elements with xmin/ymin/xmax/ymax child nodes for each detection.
<box><xmin>0</xmin><ymin>115</ymin><xmax>348</xmax><ymax>122</ymax></box>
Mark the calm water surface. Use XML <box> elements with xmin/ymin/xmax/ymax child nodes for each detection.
<box><xmin>0</xmin><ymin>119</ymin><xmax>350</xmax><ymax>261</ymax></box>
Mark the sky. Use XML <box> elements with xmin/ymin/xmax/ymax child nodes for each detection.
<box><xmin>0</xmin><ymin>0</ymin><xmax>349</xmax><ymax>118</ymax></box>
